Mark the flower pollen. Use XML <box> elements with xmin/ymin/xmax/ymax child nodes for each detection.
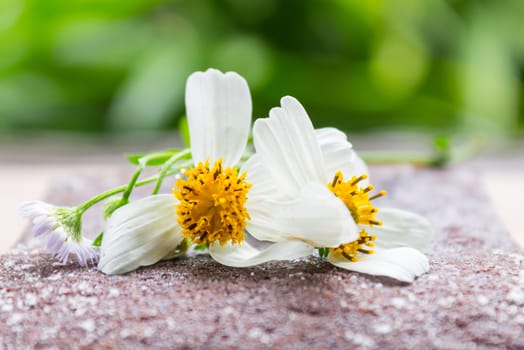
<box><xmin>327</xmin><ymin>171</ymin><xmax>387</xmax><ymax>262</ymax></box>
<box><xmin>174</xmin><ymin>159</ymin><xmax>251</xmax><ymax>246</ymax></box>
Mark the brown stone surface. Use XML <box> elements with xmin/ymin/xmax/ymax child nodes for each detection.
<box><xmin>2</xmin><ymin>166</ymin><xmax>524</xmax><ymax>349</ymax></box>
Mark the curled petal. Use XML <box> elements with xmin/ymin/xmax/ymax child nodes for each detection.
<box><xmin>185</xmin><ymin>68</ymin><xmax>252</xmax><ymax>167</ymax></box>
<box><xmin>315</xmin><ymin>127</ymin><xmax>369</xmax><ymax>185</ymax></box>
<box><xmin>98</xmin><ymin>195</ymin><xmax>184</xmax><ymax>275</ymax></box>
<box><xmin>328</xmin><ymin>247</ymin><xmax>430</xmax><ymax>283</ymax></box>
<box><xmin>247</xmin><ymin>182</ymin><xmax>359</xmax><ymax>248</ymax></box>
<box><xmin>315</xmin><ymin>127</ymin><xmax>351</xmax><ymax>147</ymax></box>
<box><xmin>366</xmin><ymin>208</ymin><xmax>434</xmax><ymax>251</ymax></box>
<box><xmin>209</xmin><ymin>240</ymin><xmax>313</xmax><ymax>267</ymax></box>
<box><xmin>253</xmin><ymin>96</ymin><xmax>326</xmax><ymax>197</ymax></box>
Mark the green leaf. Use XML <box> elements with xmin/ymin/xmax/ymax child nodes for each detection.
<box><xmin>433</xmin><ymin>135</ymin><xmax>450</xmax><ymax>153</ymax></box>
<box><xmin>92</xmin><ymin>232</ymin><xmax>104</xmax><ymax>247</ymax></box>
<box><xmin>431</xmin><ymin>135</ymin><xmax>451</xmax><ymax>168</ymax></box>
<box><xmin>179</xmin><ymin>116</ymin><xmax>190</xmax><ymax>148</ymax></box>
<box><xmin>317</xmin><ymin>247</ymin><xmax>329</xmax><ymax>258</ymax></box>
<box><xmin>125</xmin><ymin>148</ymin><xmax>183</xmax><ymax>166</ymax></box>
<box><xmin>193</xmin><ymin>243</ymin><xmax>209</xmax><ymax>251</ymax></box>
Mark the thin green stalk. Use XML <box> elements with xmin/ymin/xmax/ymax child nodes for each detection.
<box><xmin>121</xmin><ymin>166</ymin><xmax>144</xmax><ymax>203</ymax></box>
<box><xmin>151</xmin><ymin>149</ymin><xmax>191</xmax><ymax>195</ymax></box>
<box><xmin>78</xmin><ymin>158</ymin><xmax>193</xmax><ymax>213</ymax></box>
<box><xmin>77</xmin><ymin>175</ymin><xmax>159</xmax><ymax>212</ymax></box>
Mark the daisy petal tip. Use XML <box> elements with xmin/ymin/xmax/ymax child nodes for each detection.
<box><xmin>185</xmin><ymin>67</ymin><xmax>251</xmax><ymax>167</ymax></box>
<box><xmin>280</xmin><ymin>95</ymin><xmax>301</xmax><ymax>108</ymax></box>
<box><xmin>328</xmin><ymin>247</ymin><xmax>430</xmax><ymax>284</ymax></box>
<box><xmin>224</xmin><ymin>70</ymin><xmax>248</xmax><ymax>83</ymax></box>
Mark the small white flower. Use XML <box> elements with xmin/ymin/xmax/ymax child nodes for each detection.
<box><xmin>19</xmin><ymin>201</ymin><xmax>99</xmax><ymax>266</ymax></box>
<box><xmin>210</xmin><ymin>96</ymin><xmax>433</xmax><ymax>283</ymax></box>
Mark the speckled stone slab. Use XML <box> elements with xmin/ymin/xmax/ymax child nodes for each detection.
<box><xmin>1</xmin><ymin>166</ymin><xmax>523</xmax><ymax>349</ymax></box>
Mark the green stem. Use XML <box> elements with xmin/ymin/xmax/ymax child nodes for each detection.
<box><xmin>151</xmin><ymin>149</ymin><xmax>191</xmax><ymax>195</ymax></box>
<box><xmin>121</xmin><ymin>165</ymin><xmax>144</xmax><ymax>203</ymax></box>
<box><xmin>77</xmin><ymin>175</ymin><xmax>159</xmax><ymax>212</ymax></box>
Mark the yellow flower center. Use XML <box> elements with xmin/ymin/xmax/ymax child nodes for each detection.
<box><xmin>173</xmin><ymin>159</ymin><xmax>251</xmax><ymax>246</ymax></box>
<box><xmin>327</xmin><ymin>171</ymin><xmax>386</xmax><ymax>262</ymax></box>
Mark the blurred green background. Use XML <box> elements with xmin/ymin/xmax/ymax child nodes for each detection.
<box><xmin>1</xmin><ymin>0</ymin><xmax>523</xmax><ymax>138</ymax></box>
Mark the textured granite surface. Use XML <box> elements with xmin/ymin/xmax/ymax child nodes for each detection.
<box><xmin>1</xmin><ymin>166</ymin><xmax>524</xmax><ymax>349</ymax></box>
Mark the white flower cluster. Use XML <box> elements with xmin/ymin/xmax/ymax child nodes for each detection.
<box><xmin>20</xmin><ymin>69</ymin><xmax>433</xmax><ymax>283</ymax></box>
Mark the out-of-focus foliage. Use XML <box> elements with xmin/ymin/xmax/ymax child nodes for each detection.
<box><xmin>0</xmin><ymin>0</ymin><xmax>523</xmax><ymax>136</ymax></box>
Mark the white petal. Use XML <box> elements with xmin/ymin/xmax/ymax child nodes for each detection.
<box><xmin>209</xmin><ymin>240</ymin><xmax>313</xmax><ymax>267</ymax></box>
<box><xmin>367</xmin><ymin>208</ymin><xmax>434</xmax><ymax>251</ymax></box>
<box><xmin>350</xmin><ymin>153</ymin><xmax>369</xmax><ymax>181</ymax></box>
<box><xmin>246</xmin><ymin>182</ymin><xmax>359</xmax><ymax>247</ymax></box>
<box><xmin>315</xmin><ymin>127</ymin><xmax>351</xmax><ymax>145</ymax></box>
<box><xmin>328</xmin><ymin>247</ymin><xmax>430</xmax><ymax>283</ymax></box>
<box><xmin>32</xmin><ymin>217</ymin><xmax>55</xmax><ymax>237</ymax></box>
<box><xmin>46</xmin><ymin>229</ymin><xmax>67</xmax><ymax>253</ymax></box>
<box><xmin>241</xmin><ymin>153</ymin><xmax>280</xmax><ymax>200</ymax></box>
<box><xmin>185</xmin><ymin>68</ymin><xmax>252</xmax><ymax>167</ymax></box>
<box><xmin>61</xmin><ymin>237</ymin><xmax>99</xmax><ymax>266</ymax></box>
<box><xmin>98</xmin><ymin>195</ymin><xmax>184</xmax><ymax>275</ymax></box>
<box><xmin>253</xmin><ymin>96</ymin><xmax>326</xmax><ymax>197</ymax></box>
<box><xmin>315</xmin><ymin>127</ymin><xmax>369</xmax><ymax>185</ymax></box>
<box><xmin>19</xmin><ymin>200</ymin><xmax>52</xmax><ymax>218</ymax></box>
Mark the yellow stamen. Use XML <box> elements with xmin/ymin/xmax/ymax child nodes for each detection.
<box><xmin>369</xmin><ymin>190</ymin><xmax>387</xmax><ymax>201</ymax></box>
<box><xmin>327</xmin><ymin>171</ymin><xmax>386</xmax><ymax>262</ymax></box>
<box><xmin>331</xmin><ymin>230</ymin><xmax>376</xmax><ymax>262</ymax></box>
<box><xmin>351</xmin><ymin>174</ymin><xmax>367</xmax><ymax>186</ymax></box>
<box><xmin>173</xmin><ymin>159</ymin><xmax>251</xmax><ymax>246</ymax></box>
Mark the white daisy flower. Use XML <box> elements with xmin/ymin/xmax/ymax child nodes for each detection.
<box><xmin>98</xmin><ymin>69</ymin><xmax>353</xmax><ymax>274</ymax></box>
<box><xmin>19</xmin><ymin>201</ymin><xmax>99</xmax><ymax>266</ymax></box>
<box><xmin>210</xmin><ymin>96</ymin><xmax>433</xmax><ymax>283</ymax></box>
